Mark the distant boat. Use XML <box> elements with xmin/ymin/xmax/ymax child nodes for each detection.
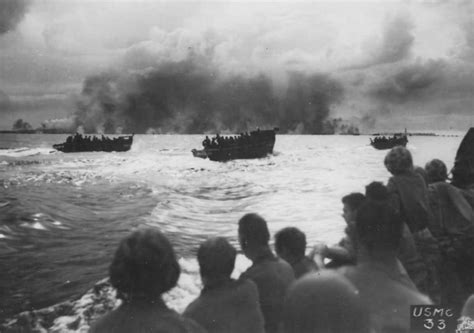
<box><xmin>53</xmin><ymin>134</ymin><xmax>134</xmax><ymax>153</ymax></box>
<box><xmin>192</xmin><ymin>128</ymin><xmax>278</xmax><ymax>161</ymax></box>
<box><xmin>370</xmin><ymin>130</ymin><xmax>408</xmax><ymax>150</ymax></box>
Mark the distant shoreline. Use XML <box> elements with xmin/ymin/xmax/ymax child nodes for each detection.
<box><xmin>0</xmin><ymin>130</ymin><xmax>71</xmax><ymax>134</ymax></box>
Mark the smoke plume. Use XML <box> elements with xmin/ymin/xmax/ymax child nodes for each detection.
<box><xmin>372</xmin><ymin>14</ymin><xmax>414</xmax><ymax>65</ymax></box>
<box><xmin>41</xmin><ymin>117</ymin><xmax>75</xmax><ymax>133</ymax></box>
<box><xmin>74</xmin><ymin>58</ymin><xmax>345</xmax><ymax>134</ymax></box>
<box><xmin>0</xmin><ymin>90</ymin><xmax>11</xmax><ymax>111</ymax></box>
<box><xmin>0</xmin><ymin>0</ymin><xmax>30</xmax><ymax>34</ymax></box>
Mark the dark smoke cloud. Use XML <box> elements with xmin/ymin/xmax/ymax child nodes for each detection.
<box><xmin>0</xmin><ymin>90</ymin><xmax>11</xmax><ymax>112</ymax></box>
<box><xmin>0</xmin><ymin>0</ymin><xmax>30</xmax><ymax>34</ymax></box>
<box><xmin>345</xmin><ymin>14</ymin><xmax>414</xmax><ymax>71</ymax></box>
<box><xmin>368</xmin><ymin>60</ymin><xmax>445</xmax><ymax>104</ymax></box>
<box><xmin>360</xmin><ymin>113</ymin><xmax>377</xmax><ymax>130</ymax></box>
<box><xmin>41</xmin><ymin>117</ymin><xmax>75</xmax><ymax>132</ymax></box>
<box><xmin>74</xmin><ymin>59</ymin><xmax>344</xmax><ymax>134</ymax></box>
<box><xmin>460</xmin><ymin>19</ymin><xmax>474</xmax><ymax>62</ymax></box>
<box><xmin>373</xmin><ymin>14</ymin><xmax>414</xmax><ymax>65</ymax></box>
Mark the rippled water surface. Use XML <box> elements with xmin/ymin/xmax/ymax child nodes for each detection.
<box><xmin>0</xmin><ymin>133</ymin><xmax>463</xmax><ymax>319</ymax></box>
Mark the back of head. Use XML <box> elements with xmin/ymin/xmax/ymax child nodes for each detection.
<box><xmin>283</xmin><ymin>270</ymin><xmax>370</xmax><ymax>333</ymax></box>
<box><xmin>198</xmin><ymin>237</ymin><xmax>236</xmax><ymax>280</ymax></box>
<box><xmin>365</xmin><ymin>182</ymin><xmax>389</xmax><ymax>202</ymax></box>
<box><xmin>238</xmin><ymin>213</ymin><xmax>270</xmax><ymax>247</ymax></box>
<box><xmin>109</xmin><ymin>228</ymin><xmax>180</xmax><ymax>301</ymax></box>
<box><xmin>461</xmin><ymin>295</ymin><xmax>474</xmax><ymax>318</ymax></box>
<box><xmin>275</xmin><ymin>227</ymin><xmax>306</xmax><ymax>260</ymax></box>
<box><xmin>384</xmin><ymin>146</ymin><xmax>413</xmax><ymax>175</ymax></box>
<box><xmin>355</xmin><ymin>201</ymin><xmax>403</xmax><ymax>254</ymax></box>
<box><xmin>425</xmin><ymin>159</ymin><xmax>448</xmax><ymax>184</ymax></box>
<box><xmin>342</xmin><ymin>192</ymin><xmax>366</xmax><ymax>211</ymax></box>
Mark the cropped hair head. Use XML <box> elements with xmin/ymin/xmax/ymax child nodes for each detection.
<box><xmin>109</xmin><ymin>228</ymin><xmax>180</xmax><ymax>301</ymax></box>
<box><xmin>384</xmin><ymin>146</ymin><xmax>413</xmax><ymax>175</ymax></box>
<box><xmin>425</xmin><ymin>159</ymin><xmax>448</xmax><ymax>183</ymax></box>
<box><xmin>364</xmin><ymin>182</ymin><xmax>389</xmax><ymax>202</ymax></box>
<box><xmin>341</xmin><ymin>192</ymin><xmax>366</xmax><ymax>211</ymax></box>
<box><xmin>275</xmin><ymin>227</ymin><xmax>306</xmax><ymax>259</ymax></box>
<box><xmin>283</xmin><ymin>270</ymin><xmax>370</xmax><ymax>333</ymax></box>
<box><xmin>198</xmin><ymin>237</ymin><xmax>236</xmax><ymax>279</ymax></box>
<box><xmin>355</xmin><ymin>201</ymin><xmax>403</xmax><ymax>253</ymax></box>
<box><xmin>238</xmin><ymin>213</ymin><xmax>270</xmax><ymax>246</ymax></box>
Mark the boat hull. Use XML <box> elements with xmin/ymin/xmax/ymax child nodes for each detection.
<box><xmin>53</xmin><ymin>136</ymin><xmax>133</xmax><ymax>153</ymax></box>
<box><xmin>370</xmin><ymin>137</ymin><xmax>408</xmax><ymax>150</ymax></box>
<box><xmin>192</xmin><ymin>129</ymin><xmax>277</xmax><ymax>161</ymax></box>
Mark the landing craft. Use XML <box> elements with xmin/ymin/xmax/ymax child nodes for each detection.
<box><xmin>370</xmin><ymin>129</ymin><xmax>408</xmax><ymax>150</ymax></box>
<box><xmin>192</xmin><ymin>128</ymin><xmax>278</xmax><ymax>162</ymax></box>
<box><xmin>53</xmin><ymin>134</ymin><xmax>134</xmax><ymax>153</ymax></box>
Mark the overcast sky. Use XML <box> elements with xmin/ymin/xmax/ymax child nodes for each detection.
<box><xmin>0</xmin><ymin>0</ymin><xmax>473</xmax><ymax>131</ymax></box>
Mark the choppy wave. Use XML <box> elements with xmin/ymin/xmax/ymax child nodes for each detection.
<box><xmin>0</xmin><ymin>147</ymin><xmax>58</xmax><ymax>158</ymax></box>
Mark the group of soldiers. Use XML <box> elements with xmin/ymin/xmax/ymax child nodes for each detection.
<box><xmin>202</xmin><ymin>130</ymin><xmax>267</xmax><ymax>149</ymax></box>
<box><xmin>370</xmin><ymin>134</ymin><xmax>405</xmax><ymax>144</ymax></box>
<box><xmin>63</xmin><ymin>133</ymin><xmax>132</xmax><ymax>151</ymax></box>
<box><xmin>65</xmin><ymin>133</ymin><xmax>118</xmax><ymax>145</ymax></box>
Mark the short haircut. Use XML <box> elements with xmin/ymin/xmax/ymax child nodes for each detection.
<box><xmin>425</xmin><ymin>159</ymin><xmax>448</xmax><ymax>183</ymax></box>
<box><xmin>238</xmin><ymin>213</ymin><xmax>270</xmax><ymax>246</ymax></box>
<box><xmin>283</xmin><ymin>270</ymin><xmax>370</xmax><ymax>333</ymax></box>
<box><xmin>384</xmin><ymin>146</ymin><xmax>414</xmax><ymax>175</ymax></box>
<box><xmin>364</xmin><ymin>182</ymin><xmax>389</xmax><ymax>202</ymax></box>
<box><xmin>275</xmin><ymin>227</ymin><xmax>306</xmax><ymax>259</ymax></box>
<box><xmin>355</xmin><ymin>201</ymin><xmax>403</xmax><ymax>253</ymax></box>
<box><xmin>198</xmin><ymin>237</ymin><xmax>236</xmax><ymax>279</ymax></box>
<box><xmin>109</xmin><ymin>228</ymin><xmax>180</xmax><ymax>300</ymax></box>
<box><xmin>341</xmin><ymin>193</ymin><xmax>366</xmax><ymax>211</ymax></box>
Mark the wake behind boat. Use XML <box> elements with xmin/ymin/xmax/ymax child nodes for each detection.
<box><xmin>53</xmin><ymin>133</ymin><xmax>134</xmax><ymax>153</ymax></box>
<box><xmin>370</xmin><ymin>130</ymin><xmax>408</xmax><ymax>150</ymax></box>
<box><xmin>192</xmin><ymin>128</ymin><xmax>278</xmax><ymax>161</ymax></box>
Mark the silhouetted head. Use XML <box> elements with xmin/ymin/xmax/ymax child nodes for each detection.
<box><xmin>283</xmin><ymin>270</ymin><xmax>370</xmax><ymax>333</ymax></box>
<box><xmin>425</xmin><ymin>159</ymin><xmax>448</xmax><ymax>184</ymax></box>
<box><xmin>384</xmin><ymin>146</ymin><xmax>413</xmax><ymax>175</ymax></box>
<box><xmin>365</xmin><ymin>181</ymin><xmax>389</xmax><ymax>202</ymax></box>
<box><xmin>451</xmin><ymin>160</ymin><xmax>474</xmax><ymax>188</ymax></box>
<box><xmin>238</xmin><ymin>213</ymin><xmax>270</xmax><ymax>258</ymax></box>
<box><xmin>341</xmin><ymin>193</ymin><xmax>365</xmax><ymax>224</ymax></box>
<box><xmin>461</xmin><ymin>295</ymin><xmax>474</xmax><ymax>318</ymax></box>
<box><xmin>355</xmin><ymin>201</ymin><xmax>403</xmax><ymax>255</ymax></box>
<box><xmin>109</xmin><ymin>228</ymin><xmax>180</xmax><ymax>302</ymax></box>
<box><xmin>197</xmin><ymin>237</ymin><xmax>236</xmax><ymax>284</ymax></box>
<box><xmin>275</xmin><ymin>227</ymin><xmax>307</xmax><ymax>263</ymax></box>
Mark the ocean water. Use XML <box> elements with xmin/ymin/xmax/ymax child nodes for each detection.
<box><xmin>0</xmin><ymin>133</ymin><xmax>463</xmax><ymax>319</ymax></box>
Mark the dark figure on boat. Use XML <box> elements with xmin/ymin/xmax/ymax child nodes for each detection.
<box><xmin>184</xmin><ymin>237</ymin><xmax>265</xmax><ymax>333</ymax></box>
<box><xmin>275</xmin><ymin>227</ymin><xmax>318</xmax><ymax>279</ymax></box>
<box><xmin>238</xmin><ymin>213</ymin><xmax>295</xmax><ymax>333</ymax></box>
<box><xmin>310</xmin><ymin>192</ymin><xmax>365</xmax><ymax>269</ymax></box>
<box><xmin>90</xmin><ymin>228</ymin><xmax>205</xmax><ymax>333</ymax></box>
